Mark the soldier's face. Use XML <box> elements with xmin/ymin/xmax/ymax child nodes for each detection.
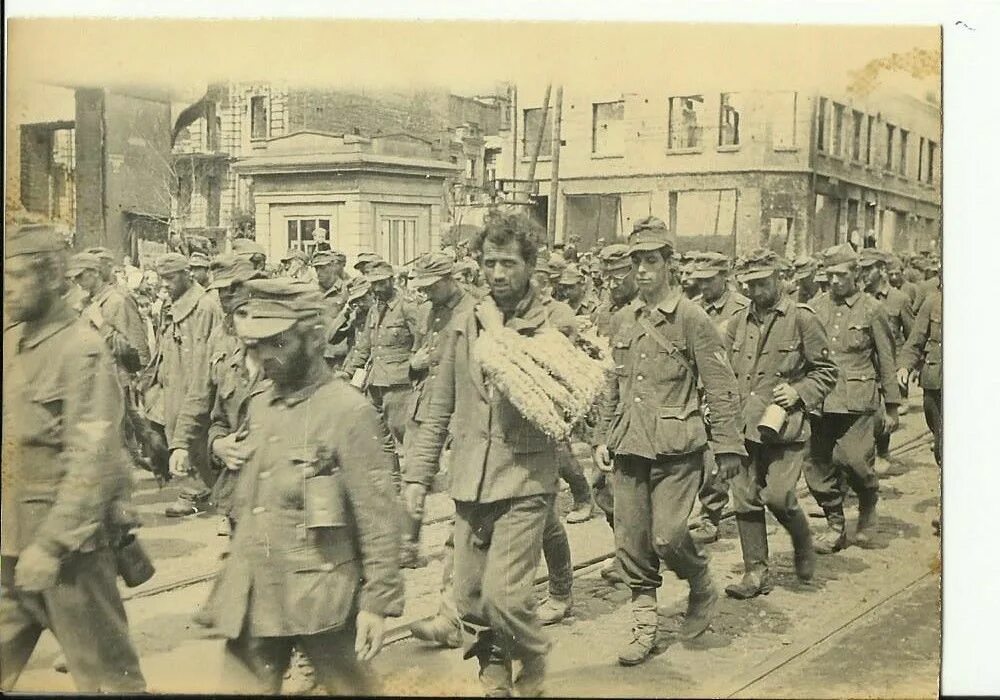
<box><xmin>161</xmin><ymin>271</ymin><xmax>191</xmax><ymax>301</ymax></box>
<box><xmin>72</xmin><ymin>269</ymin><xmax>103</xmax><ymax>297</ymax></box>
<box><xmin>192</xmin><ymin>267</ymin><xmax>210</xmax><ymax>287</ymax></box>
<box><xmin>314</xmin><ymin>263</ymin><xmax>338</xmax><ymax>290</ymax></box>
<box><xmin>248</xmin><ymin>327</ymin><xmax>311</xmax><ymax>387</ymax></box>
<box><xmin>828</xmin><ymin>268</ymin><xmax>859</xmax><ymax>299</ymax></box>
<box><xmin>700</xmin><ymin>273</ymin><xmax>727</xmax><ymax>302</ymax></box>
<box><xmin>862</xmin><ymin>265</ymin><xmax>882</xmax><ymax>290</ymax></box>
<box><xmin>371</xmin><ymin>278</ymin><xmax>394</xmax><ymax>302</ymax></box>
<box><xmin>888</xmin><ymin>268</ymin><xmax>903</xmax><ymax>286</ymax></box>
<box><xmin>632</xmin><ymin>249</ymin><xmax>671</xmax><ymax>300</ymax></box>
<box><xmin>746</xmin><ymin>274</ymin><xmax>781</xmax><ymax>309</ymax></box>
<box><xmin>5</xmin><ymin>255</ymin><xmax>59</xmax><ymax>322</ymax></box>
<box><xmin>422</xmin><ymin>277</ymin><xmax>452</xmax><ymax>305</ymax></box>
<box><xmin>482</xmin><ymin>239</ymin><xmax>531</xmax><ymax>306</ymax></box>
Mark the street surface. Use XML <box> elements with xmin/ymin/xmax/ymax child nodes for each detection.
<box><xmin>12</xmin><ymin>393</ymin><xmax>941</xmax><ymax>697</ymax></box>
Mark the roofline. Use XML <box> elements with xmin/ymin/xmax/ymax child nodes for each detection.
<box><xmin>232</xmin><ymin>152</ymin><xmax>462</xmax><ymax>176</ymax></box>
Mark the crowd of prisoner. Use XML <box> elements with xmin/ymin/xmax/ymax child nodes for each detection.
<box><xmin>2</xmin><ymin>210</ymin><xmax>942</xmax><ymax>696</ymax></box>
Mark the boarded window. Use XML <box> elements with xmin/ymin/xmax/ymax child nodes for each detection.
<box><xmin>668</xmin><ymin>95</ymin><xmax>704</xmax><ymax>150</ymax></box>
<box><xmin>851</xmin><ymin>110</ymin><xmax>864</xmax><ymax>161</ymax></box>
<box><xmin>831</xmin><ymin>103</ymin><xmax>844</xmax><ymax>155</ymax></box>
<box><xmin>898</xmin><ymin>129</ymin><xmax>909</xmax><ymax>176</ymax></box>
<box><xmin>592</xmin><ymin>100</ymin><xmax>625</xmax><ymax>155</ymax></box>
<box><xmin>817</xmin><ymin>97</ymin><xmax>828</xmax><ymax>152</ymax></box>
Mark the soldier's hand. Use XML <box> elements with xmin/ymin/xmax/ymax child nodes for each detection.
<box><xmin>213</xmin><ymin>434</ymin><xmax>253</xmax><ymax>471</ymax></box>
<box><xmin>772</xmin><ymin>382</ymin><xmax>801</xmax><ymax>409</ymax></box>
<box><xmin>593</xmin><ymin>444</ymin><xmax>613</xmax><ymax>473</ymax></box>
<box><xmin>896</xmin><ymin>368</ymin><xmax>910</xmax><ymax>389</ymax></box>
<box><xmin>355</xmin><ymin>610</ymin><xmax>386</xmax><ymax>661</ymax></box>
<box><xmin>714</xmin><ymin>453</ymin><xmax>743</xmax><ymax>482</ymax></box>
<box><xmin>15</xmin><ymin>544</ymin><xmax>60</xmax><ymax>592</ymax></box>
<box><xmin>886</xmin><ymin>406</ymin><xmax>900</xmax><ymax>434</ymax></box>
<box><xmin>168</xmin><ymin>448</ymin><xmax>190</xmax><ymax>477</ymax></box>
<box><xmin>403</xmin><ymin>483</ymin><xmax>428</xmax><ymax>520</ymax></box>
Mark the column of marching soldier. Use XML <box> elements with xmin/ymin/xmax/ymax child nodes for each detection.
<box><xmin>2</xmin><ymin>213</ymin><xmax>942</xmax><ymax>696</ymax></box>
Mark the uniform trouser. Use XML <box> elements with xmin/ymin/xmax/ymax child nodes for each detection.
<box><xmin>0</xmin><ymin>549</ymin><xmax>146</xmax><ymax>693</ymax></box>
<box><xmin>731</xmin><ymin>441</ymin><xmax>806</xmax><ymax>519</ymax></box>
<box><xmin>612</xmin><ymin>451</ymin><xmax>708</xmax><ymax>590</ymax></box>
<box><xmin>804</xmin><ymin>413</ymin><xmax>879</xmax><ymax>529</ymax></box>
<box><xmin>557</xmin><ymin>443</ymin><xmax>592</xmax><ymax>506</ymax></box>
<box><xmin>874</xmin><ymin>397</ymin><xmax>891</xmax><ymax>458</ymax></box>
<box><xmin>222</xmin><ymin>618</ymin><xmax>377</xmax><ymax>695</ymax></box>
<box><xmin>453</xmin><ymin>494</ymin><xmax>553</xmax><ymax>663</ymax></box>
<box><xmin>436</xmin><ymin>530</ymin><xmax>460</xmax><ymax>626</ymax></box>
<box><xmin>593</xmin><ymin>472</ymin><xmax>615</xmax><ymax>529</ymax></box>
<box><xmin>923</xmin><ymin>389</ymin><xmax>943</xmax><ymax>466</ymax></box>
<box><xmin>695</xmin><ymin>445</ymin><xmax>728</xmax><ymax>525</ymax></box>
<box><xmin>542</xmin><ymin>502</ymin><xmax>574</xmax><ymax>598</ymax></box>
<box><xmin>368</xmin><ymin>385</ymin><xmax>410</xmax><ymax>494</ymax></box>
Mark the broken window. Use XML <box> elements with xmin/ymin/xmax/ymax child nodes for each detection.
<box><xmin>250</xmin><ymin>95</ymin><xmax>268</xmax><ymax>140</ymax></box>
<box><xmin>770</xmin><ymin>92</ymin><xmax>797</xmax><ymax>148</ymax></box>
<box><xmin>898</xmin><ymin>128</ymin><xmax>909</xmax><ymax>176</ymax></box>
<box><xmin>718</xmin><ymin>93</ymin><xmax>743</xmax><ymax>147</ymax></box>
<box><xmin>817</xmin><ymin>97</ymin><xmax>828</xmax><ymax>152</ymax></box>
<box><xmin>668</xmin><ymin>95</ymin><xmax>704</xmax><ymax>150</ymax></box>
<box><xmin>851</xmin><ymin>110</ymin><xmax>864</xmax><ymax>161</ymax></box>
<box><xmin>522</xmin><ymin>107</ymin><xmax>553</xmax><ymax>158</ymax></box>
<box><xmin>884</xmin><ymin>124</ymin><xmax>896</xmax><ymax>170</ymax></box>
<box><xmin>831</xmin><ymin>103</ymin><xmax>844</xmax><ymax>155</ymax></box>
<box><xmin>592</xmin><ymin>100</ymin><xmax>625</xmax><ymax>155</ymax></box>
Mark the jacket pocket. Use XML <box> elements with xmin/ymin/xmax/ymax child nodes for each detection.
<box><xmin>846</xmin><ymin>324</ymin><xmax>872</xmax><ymax>352</ymax></box>
<box><xmin>775</xmin><ymin>341</ymin><xmax>802</xmax><ymax>376</ymax></box>
<box><xmin>654</xmin><ymin>404</ymin><xmax>708</xmax><ymax>455</ymax></box>
<box><xmin>27</xmin><ymin>380</ymin><xmax>64</xmax><ymax>446</ymax></box>
<box><xmin>845</xmin><ymin>370</ymin><xmax>877</xmax><ymax>412</ymax></box>
<box><xmin>612</xmin><ymin>339</ymin><xmax>631</xmax><ymax>376</ymax></box>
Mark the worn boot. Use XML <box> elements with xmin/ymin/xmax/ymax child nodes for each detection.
<box><xmin>514</xmin><ymin>654</ymin><xmax>547</xmax><ymax>697</ymax></box>
<box><xmin>780</xmin><ymin>509</ymin><xmax>817</xmax><ymax>582</ymax></box>
<box><xmin>681</xmin><ymin>567</ymin><xmax>718</xmax><ymax>640</ymax></box>
<box><xmin>410</xmin><ymin>615</ymin><xmax>462</xmax><ymax>648</ymax></box>
<box><xmin>600</xmin><ymin>558</ymin><xmax>624</xmax><ymax>585</ymax></box>
<box><xmin>479</xmin><ymin>652</ymin><xmax>514</xmax><ymax>698</ymax></box>
<box><xmin>617</xmin><ymin>588</ymin><xmax>658</xmax><ymax>666</ymax></box>
<box><xmin>814</xmin><ymin>506</ymin><xmax>847</xmax><ymax>554</ymax></box>
<box><xmin>537</xmin><ymin>594</ymin><xmax>572</xmax><ymax>626</ymax></box>
<box><xmin>725</xmin><ymin>513</ymin><xmax>772</xmax><ymax>600</ymax></box>
<box><xmin>855</xmin><ymin>490</ymin><xmax>879</xmax><ymax>545</ymax></box>
<box><xmin>689</xmin><ymin>518</ymin><xmax>719</xmax><ymax>545</ymax></box>
<box><xmin>565</xmin><ymin>500</ymin><xmax>593</xmax><ymax>524</ymax></box>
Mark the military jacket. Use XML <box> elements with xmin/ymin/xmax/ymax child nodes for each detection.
<box><xmin>206</xmin><ymin>330</ymin><xmax>268</xmax><ymax>467</ymax></box>
<box><xmin>200</xmin><ymin>372</ymin><xmax>403</xmax><ymax>639</ymax></box>
<box><xmin>591</xmin><ymin>289</ymin><xmax>639</xmax><ymax>338</ymax></box>
<box><xmin>871</xmin><ymin>281</ymin><xmax>915</xmax><ymax>349</ymax></box>
<box><xmin>700</xmin><ymin>288</ymin><xmax>750</xmax><ymax>335</ymax></box>
<box><xmin>319</xmin><ymin>283</ymin><xmax>349</xmax><ymax>365</ymax></box>
<box><xmin>343</xmin><ymin>291</ymin><xmax>428</xmax><ymax>388</ymax></box>
<box><xmin>809</xmin><ymin>291</ymin><xmax>901</xmax><ymax>413</ymax></box>
<box><xmin>405</xmin><ymin>287</ymin><xmax>574</xmax><ymax>503</ymax></box>
<box><xmin>86</xmin><ymin>283</ymin><xmax>151</xmax><ymax>374</ymax></box>
<box><xmin>898</xmin><ymin>288</ymin><xmax>942</xmax><ymax>391</ymax></box>
<box><xmin>726</xmin><ymin>297</ymin><xmax>838</xmax><ymax>444</ymax></box>
<box><xmin>2</xmin><ymin>302</ymin><xmax>131</xmax><ymax>557</ymax></box>
<box><xmin>598</xmin><ymin>287</ymin><xmax>746</xmax><ymax>460</ymax></box>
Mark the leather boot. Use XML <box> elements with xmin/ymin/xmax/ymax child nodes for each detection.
<box><xmin>410</xmin><ymin>615</ymin><xmax>462</xmax><ymax>648</ymax></box>
<box><xmin>681</xmin><ymin>567</ymin><xmax>718</xmax><ymax>640</ymax></box>
<box><xmin>780</xmin><ymin>509</ymin><xmax>817</xmax><ymax>582</ymax></box>
<box><xmin>725</xmin><ymin>513</ymin><xmax>772</xmax><ymax>600</ymax></box>
<box><xmin>537</xmin><ymin>594</ymin><xmax>572</xmax><ymax>626</ymax></box>
<box><xmin>617</xmin><ymin>588</ymin><xmax>658</xmax><ymax>666</ymax></box>
<box><xmin>814</xmin><ymin>506</ymin><xmax>847</xmax><ymax>554</ymax></box>
<box><xmin>855</xmin><ymin>490</ymin><xmax>879</xmax><ymax>544</ymax></box>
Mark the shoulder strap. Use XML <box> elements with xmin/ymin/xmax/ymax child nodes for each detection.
<box><xmin>636</xmin><ymin>315</ymin><xmax>695</xmax><ymax>378</ymax></box>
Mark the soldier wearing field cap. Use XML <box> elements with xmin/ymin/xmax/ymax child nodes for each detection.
<box><xmin>152</xmin><ymin>252</ymin><xmax>226</xmax><ymax>516</ymax></box>
<box><xmin>592</xmin><ymin>244</ymin><xmax>638</xmax><ymax>337</ymax></box>
<box><xmin>310</xmin><ymin>249</ymin><xmax>350</xmax><ymax>364</ymax></box>
<box><xmin>279</xmin><ymin>248</ymin><xmax>312</xmax><ymax>282</ymax></box>
<box><xmin>594</xmin><ymin>216</ymin><xmax>745</xmax><ymax>666</ymax></box>
<box><xmin>199</xmin><ymin>277</ymin><xmax>403</xmax><ymax>694</ymax></box>
<box><xmin>232</xmin><ymin>239</ymin><xmax>267</xmax><ymax>273</ymax></box>
<box><xmin>2</xmin><ymin>225</ymin><xmax>146</xmax><ymax>692</ymax></box>
<box><xmin>189</xmin><ymin>251</ymin><xmax>212</xmax><ymax>287</ymax></box>
<box><xmin>324</xmin><ymin>276</ymin><xmax>373</xmax><ymax>370</ymax></box>
<box><xmin>913</xmin><ymin>254</ymin><xmax>941</xmax><ymax>312</ymax></box>
<box><xmin>887</xmin><ymin>254</ymin><xmax>920</xmax><ymax>308</ymax></box>
<box><xmin>897</xmin><ymin>283</ymin><xmax>943</xmax><ymax>470</ymax></box>
<box><xmin>804</xmin><ymin>244</ymin><xmax>901</xmax><ymax>553</ymax></box>
<box><xmin>353</xmin><ymin>251</ymin><xmax>383</xmax><ymax>276</ymax></box>
<box><xmin>684</xmin><ymin>252</ymin><xmax>750</xmax><ymax>545</ymax></box>
<box><xmin>556</xmin><ymin>263</ymin><xmax>599</xmax><ymax>317</ymax></box>
<box><xmin>793</xmin><ymin>255</ymin><xmax>821</xmax><ymax>304</ymax></box>
<box><xmin>723</xmin><ymin>249</ymin><xmax>838</xmax><ymax>599</ymax></box>
<box><xmin>83</xmin><ymin>246</ymin><xmax>118</xmax><ymax>284</ymax></box>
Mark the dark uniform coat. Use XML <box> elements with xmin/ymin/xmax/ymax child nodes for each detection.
<box><xmin>343</xmin><ymin>291</ymin><xmax>427</xmax><ymax>389</ymax></box>
<box><xmin>871</xmin><ymin>280</ymin><xmax>915</xmax><ymax>349</ymax></box>
<box><xmin>898</xmin><ymin>288</ymin><xmax>942</xmax><ymax>391</ymax></box>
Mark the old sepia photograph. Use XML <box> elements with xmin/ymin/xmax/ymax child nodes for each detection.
<box><xmin>3</xmin><ymin>8</ymin><xmax>971</xmax><ymax>697</ymax></box>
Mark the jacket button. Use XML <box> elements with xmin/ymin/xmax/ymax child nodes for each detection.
<box><xmin>252</xmin><ymin>506</ymin><xmax>266</xmax><ymax>514</ymax></box>
<box><xmin>636</xmin><ymin>375</ymin><xmax>644</xmax><ymax>381</ymax></box>
<box><xmin>320</xmin><ymin>563</ymin><xmax>335</xmax><ymax>572</ymax></box>
<box><xmin>634</xmin><ymin>397</ymin><xmax>642</xmax><ymax>403</ymax></box>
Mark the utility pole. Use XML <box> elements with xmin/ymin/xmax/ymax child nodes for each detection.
<box><xmin>510</xmin><ymin>83</ymin><xmax>518</xmax><ymax>184</ymax></box>
<box><xmin>547</xmin><ymin>85</ymin><xmax>563</xmax><ymax>247</ymax></box>
<box><xmin>525</xmin><ymin>84</ymin><xmax>552</xmax><ymax>205</ymax></box>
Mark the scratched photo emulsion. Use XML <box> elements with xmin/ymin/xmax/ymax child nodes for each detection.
<box><xmin>3</xmin><ymin>18</ymin><xmax>942</xmax><ymax>698</ymax></box>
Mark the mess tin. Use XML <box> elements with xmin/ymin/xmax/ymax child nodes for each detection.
<box><xmin>303</xmin><ymin>474</ymin><xmax>347</xmax><ymax>529</ymax></box>
<box><xmin>757</xmin><ymin>403</ymin><xmax>788</xmax><ymax>443</ymax></box>
<box><xmin>116</xmin><ymin>533</ymin><xmax>156</xmax><ymax>588</ymax></box>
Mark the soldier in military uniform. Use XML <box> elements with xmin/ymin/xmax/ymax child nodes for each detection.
<box><xmin>325</xmin><ymin>277</ymin><xmax>373</xmax><ymax>370</ymax></box>
<box><xmin>310</xmin><ymin>249</ymin><xmax>350</xmax><ymax>367</ymax></box>
<box><xmin>353</xmin><ymin>251</ymin><xmax>384</xmax><ymax>276</ymax></box>
<box><xmin>594</xmin><ymin>217</ymin><xmax>745</xmax><ymax>666</ymax></box>
<box><xmin>199</xmin><ymin>278</ymin><xmax>403</xmax><ymax>695</ymax></box>
<box><xmin>687</xmin><ymin>252</ymin><xmax>750</xmax><ymax>545</ymax></box>
<box><xmin>2</xmin><ymin>224</ymin><xmax>146</xmax><ymax>693</ymax></box>
<box><xmin>591</xmin><ymin>244</ymin><xmax>638</xmax><ymax>338</ymax></box>
<box><xmin>792</xmin><ymin>255</ymin><xmax>821</xmax><ymax>304</ymax></box>
<box><xmin>805</xmin><ymin>245</ymin><xmax>901</xmax><ymax>552</ymax></box>
<box><xmin>887</xmin><ymin>254</ymin><xmax>920</xmax><ymax>308</ymax></box>
<box><xmin>898</xmin><ymin>285</ymin><xmax>943</xmax><ymax>468</ymax></box>
<box><xmin>152</xmin><ymin>253</ymin><xmax>226</xmax><ymax>517</ymax></box>
<box><xmin>723</xmin><ymin>250</ymin><xmax>838</xmax><ymax>599</ymax></box>
<box><xmin>189</xmin><ymin>251</ymin><xmax>212</xmax><ymax>287</ymax></box>
<box><xmin>232</xmin><ymin>239</ymin><xmax>268</xmax><ymax>274</ymax></box>
<box><xmin>556</xmin><ymin>263</ymin><xmax>599</xmax><ymax>317</ymax></box>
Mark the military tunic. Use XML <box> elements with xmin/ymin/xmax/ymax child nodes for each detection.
<box><xmin>898</xmin><ymin>288</ymin><xmax>943</xmax><ymax>464</ymax></box>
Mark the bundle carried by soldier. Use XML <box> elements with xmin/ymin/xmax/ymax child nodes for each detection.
<box><xmin>472</xmin><ymin>296</ymin><xmax>613</xmax><ymax>441</ymax></box>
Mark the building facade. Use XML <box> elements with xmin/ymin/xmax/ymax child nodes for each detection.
<box><xmin>496</xmin><ymin>86</ymin><xmax>941</xmax><ymax>256</ymax></box>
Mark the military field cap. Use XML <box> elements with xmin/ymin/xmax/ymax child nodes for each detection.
<box><xmin>886</xmin><ymin>253</ymin><xmax>903</xmax><ymax>271</ymax></box>
<box><xmin>234</xmin><ymin>277</ymin><xmax>326</xmax><ymax>340</ymax></box>
<box><xmin>599</xmin><ymin>243</ymin><xmax>632</xmax><ymax>273</ymax></box>
<box><xmin>793</xmin><ymin>254</ymin><xmax>818</xmax><ymax>280</ymax></box>
<box><xmin>736</xmin><ymin>248</ymin><xmax>783</xmax><ymax>282</ymax></box>
<box><xmin>232</xmin><ymin>239</ymin><xmax>266</xmax><ymax>258</ymax></box>
<box><xmin>814</xmin><ymin>265</ymin><xmax>829</xmax><ymax>283</ymax></box>
<box><xmin>66</xmin><ymin>252</ymin><xmax>104</xmax><ymax>276</ymax></box>
<box><xmin>310</xmin><ymin>249</ymin><xmax>347</xmax><ymax>267</ymax></box>
<box><xmin>534</xmin><ymin>258</ymin><xmax>553</xmax><ymax>276</ymax></box>
<box><xmin>156</xmin><ymin>252</ymin><xmax>190</xmax><ymax>276</ymax></box>
<box><xmin>281</xmin><ymin>248</ymin><xmax>309</xmax><ymax>263</ymax></box>
<box><xmin>557</xmin><ymin>263</ymin><xmax>585</xmax><ymax>286</ymax></box>
<box><xmin>353</xmin><ymin>251</ymin><xmax>383</xmax><ymax>270</ymax></box>
<box><xmin>822</xmin><ymin>244</ymin><xmax>860</xmax><ymax>273</ymax></box>
<box><xmin>858</xmin><ymin>248</ymin><xmax>889</xmax><ymax>268</ymax></box>
<box><xmin>628</xmin><ymin>216</ymin><xmax>674</xmax><ymax>254</ymax></box>
<box><xmin>189</xmin><ymin>251</ymin><xmax>211</xmax><ymax>269</ymax></box>
<box><xmin>410</xmin><ymin>251</ymin><xmax>456</xmax><ymax>288</ymax></box>
<box><xmin>207</xmin><ymin>255</ymin><xmax>259</xmax><ymax>290</ymax></box>
<box><xmin>365</xmin><ymin>260</ymin><xmax>395</xmax><ymax>282</ymax></box>
<box><xmin>689</xmin><ymin>252</ymin><xmax>731</xmax><ymax>280</ymax></box>
<box><xmin>924</xmin><ymin>255</ymin><xmax>941</xmax><ymax>272</ymax></box>
<box><xmin>84</xmin><ymin>246</ymin><xmax>115</xmax><ymax>264</ymax></box>
<box><xmin>547</xmin><ymin>252</ymin><xmax>567</xmax><ymax>275</ymax></box>
<box><xmin>346</xmin><ymin>276</ymin><xmax>372</xmax><ymax>302</ymax></box>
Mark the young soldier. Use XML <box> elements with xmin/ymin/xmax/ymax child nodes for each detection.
<box><xmin>404</xmin><ymin>211</ymin><xmax>567</xmax><ymax>696</ymax></box>
<box><xmin>2</xmin><ymin>225</ymin><xmax>146</xmax><ymax>692</ymax></box>
<box><xmin>723</xmin><ymin>250</ymin><xmax>838</xmax><ymax>599</ymax></box>
<box><xmin>200</xmin><ymin>278</ymin><xmax>403</xmax><ymax>695</ymax></box>
<box><xmin>805</xmin><ymin>244</ymin><xmax>901</xmax><ymax>552</ymax></box>
<box><xmin>594</xmin><ymin>217</ymin><xmax>745</xmax><ymax>666</ymax></box>
<box><xmin>688</xmin><ymin>252</ymin><xmax>750</xmax><ymax>545</ymax></box>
